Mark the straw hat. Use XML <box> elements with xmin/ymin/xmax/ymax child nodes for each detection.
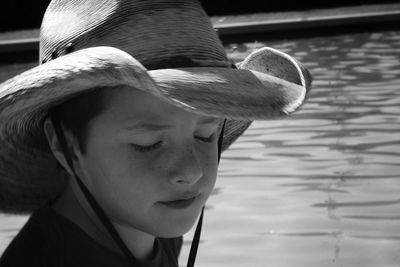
<box><xmin>0</xmin><ymin>0</ymin><xmax>311</xmax><ymax>213</ymax></box>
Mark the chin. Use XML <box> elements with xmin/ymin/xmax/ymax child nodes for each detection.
<box><xmin>156</xmin><ymin>224</ymin><xmax>196</xmax><ymax>238</ymax></box>
<box><xmin>156</xmin><ymin>214</ymin><xmax>201</xmax><ymax>238</ymax></box>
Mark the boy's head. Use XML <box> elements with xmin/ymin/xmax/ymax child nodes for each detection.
<box><xmin>0</xmin><ymin>0</ymin><xmax>311</xmax><ymax>217</ymax></box>
<box><xmin>44</xmin><ymin>86</ymin><xmax>221</xmax><ymax>237</ymax></box>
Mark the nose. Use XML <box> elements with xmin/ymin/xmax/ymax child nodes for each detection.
<box><xmin>168</xmin><ymin>144</ymin><xmax>203</xmax><ymax>185</ymax></box>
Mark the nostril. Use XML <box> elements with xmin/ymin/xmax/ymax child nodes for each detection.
<box><xmin>173</xmin><ymin>175</ymin><xmax>198</xmax><ymax>185</ymax></box>
<box><xmin>170</xmin><ymin>167</ymin><xmax>203</xmax><ymax>185</ymax></box>
<box><xmin>176</xmin><ymin>178</ymin><xmax>188</xmax><ymax>184</ymax></box>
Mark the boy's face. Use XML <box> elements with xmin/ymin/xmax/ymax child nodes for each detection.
<box><xmin>73</xmin><ymin>86</ymin><xmax>220</xmax><ymax>237</ymax></box>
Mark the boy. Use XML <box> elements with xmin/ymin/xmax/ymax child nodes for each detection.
<box><xmin>0</xmin><ymin>0</ymin><xmax>311</xmax><ymax>266</ymax></box>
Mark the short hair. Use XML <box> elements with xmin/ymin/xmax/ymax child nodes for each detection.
<box><xmin>49</xmin><ymin>87</ymin><xmax>111</xmax><ymax>153</ymax></box>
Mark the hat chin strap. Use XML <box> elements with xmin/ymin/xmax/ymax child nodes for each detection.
<box><xmin>51</xmin><ymin>116</ymin><xmax>226</xmax><ymax>267</ymax></box>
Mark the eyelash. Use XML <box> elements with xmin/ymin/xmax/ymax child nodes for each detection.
<box><xmin>130</xmin><ymin>141</ymin><xmax>162</xmax><ymax>152</ymax></box>
<box><xmin>130</xmin><ymin>133</ymin><xmax>216</xmax><ymax>153</ymax></box>
<box><xmin>195</xmin><ymin>133</ymin><xmax>216</xmax><ymax>143</ymax></box>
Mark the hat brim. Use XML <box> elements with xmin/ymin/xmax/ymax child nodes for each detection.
<box><xmin>1</xmin><ymin>46</ymin><xmax>310</xmax><ymax>117</ymax></box>
<box><xmin>0</xmin><ymin>46</ymin><xmax>311</xmax><ymax>213</ymax></box>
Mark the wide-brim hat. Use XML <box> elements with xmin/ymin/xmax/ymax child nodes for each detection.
<box><xmin>0</xmin><ymin>0</ymin><xmax>311</xmax><ymax>213</ymax></box>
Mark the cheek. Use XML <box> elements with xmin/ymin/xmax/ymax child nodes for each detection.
<box><xmin>199</xmin><ymin>145</ymin><xmax>219</xmax><ymax>190</ymax></box>
<box><xmin>197</xmin><ymin>140</ymin><xmax>219</xmax><ymax>170</ymax></box>
<box><xmin>78</xmin><ymin>143</ymin><xmax>156</xmax><ymax>213</ymax></box>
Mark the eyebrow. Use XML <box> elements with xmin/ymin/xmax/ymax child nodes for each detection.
<box><xmin>124</xmin><ymin>122</ymin><xmax>172</xmax><ymax>132</ymax></box>
<box><xmin>124</xmin><ymin>117</ymin><xmax>221</xmax><ymax>133</ymax></box>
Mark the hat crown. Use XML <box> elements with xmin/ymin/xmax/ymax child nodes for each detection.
<box><xmin>40</xmin><ymin>0</ymin><xmax>229</xmax><ymax>69</ymax></box>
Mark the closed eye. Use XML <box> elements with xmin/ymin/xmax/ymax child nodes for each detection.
<box><xmin>195</xmin><ymin>133</ymin><xmax>216</xmax><ymax>143</ymax></box>
<box><xmin>130</xmin><ymin>141</ymin><xmax>162</xmax><ymax>152</ymax></box>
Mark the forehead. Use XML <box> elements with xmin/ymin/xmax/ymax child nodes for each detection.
<box><xmin>94</xmin><ymin>86</ymin><xmax>220</xmax><ymax>127</ymax></box>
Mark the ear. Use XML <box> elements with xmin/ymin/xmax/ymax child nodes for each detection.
<box><xmin>43</xmin><ymin>117</ymin><xmax>76</xmax><ymax>176</ymax></box>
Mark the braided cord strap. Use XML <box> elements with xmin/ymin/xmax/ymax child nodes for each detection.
<box><xmin>52</xmin><ymin>117</ymin><xmax>141</xmax><ymax>265</ymax></box>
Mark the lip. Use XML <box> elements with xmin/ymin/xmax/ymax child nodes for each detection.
<box><xmin>159</xmin><ymin>193</ymin><xmax>200</xmax><ymax>209</ymax></box>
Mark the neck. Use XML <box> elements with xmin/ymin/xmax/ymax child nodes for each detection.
<box><xmin>114</xmin><ymin>221</ymin><xmax>156</xmax><ymax>260</ymax></box>
<box><xmin>51</xmin><ymin>177</ymin><xmax>156</xmax><ymax>260</ymax></box>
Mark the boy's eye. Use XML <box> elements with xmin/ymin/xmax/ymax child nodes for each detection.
<box><xmin>195</xmin><ymin>133</ymin><xmax>216</xmax><ymax>143</ymax></box>
<box><xmin>130</xmin><ymin>132</ymin><xmax>216</xmax><ymax>152</ymax></box>
<box><xmin>130</xmin><ymin>141</ymin><xmax>162</xmax><ymax>152</ymax></box>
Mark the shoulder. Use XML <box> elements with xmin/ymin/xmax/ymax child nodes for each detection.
<box><xmin>0</xmin><ymin>208</ymin><xmax>63</xmax><ymax>267</ymax></box>
<box><xmin>1</xmin><ymin>207</ymin><xmax>134</xmax><ymax>267</ymax></box>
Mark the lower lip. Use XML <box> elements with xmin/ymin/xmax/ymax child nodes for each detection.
<box><xmin>159</xmin><ymin>197</ymin><xmax>197</xmax><ymax>209</ymax></box>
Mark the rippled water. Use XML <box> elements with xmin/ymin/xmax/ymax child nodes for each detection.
<box><xmin>1</xmin><ymin>30</ymin><xmax>400</xmax><ymax>266</ymax></box>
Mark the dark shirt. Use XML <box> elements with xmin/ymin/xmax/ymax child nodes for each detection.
<box><xmin>0</xmin><ymin>207</ymin><xmax>182</xmax><ymax>267</ymax></box>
